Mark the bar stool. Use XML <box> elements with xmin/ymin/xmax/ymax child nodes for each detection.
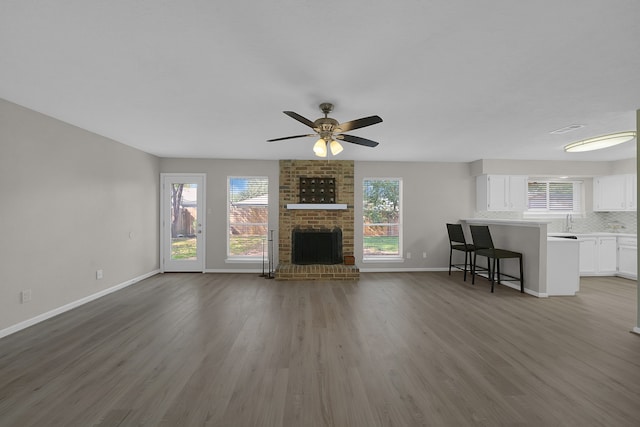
<box><xmin>446</xmin><ymin>223</ymin><xmax>475</xmax><ymax>281</ymax></box>
<box><xmin>470</xmin><ymin>225</ymin><xmax>524</xmax><ymax>293</ymax></box>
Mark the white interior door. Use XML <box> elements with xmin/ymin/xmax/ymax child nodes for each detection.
<box><xmin>161</xmin><ymin>174</ymin><xmax>206</xmax><ymax>272</ymax></box>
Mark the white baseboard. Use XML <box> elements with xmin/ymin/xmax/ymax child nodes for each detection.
<box><xmin>359</xmin><ymin>267</ymin><xmax>448</xmax><ymax>273</ymax></box>
<box><xmin>204</xmin><ymin>269</ymin><xmax>263</xmax><ymax>273</ymax></box>
<box><xmin>633</xmin><ymin>327</ymin><xmax>640</xmax><ymax>336</ymax></box>
<box><xmin>0</xmin><ymin>270</ymin><xmax>160</xmax><ymax>340</ymax></box>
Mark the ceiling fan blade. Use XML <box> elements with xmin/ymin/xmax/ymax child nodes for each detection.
<box><xmin>267</xmin><ymin>134</ymin><xmax>315</xmax><ymax>142</ymax></box>
<box><xmin>338</xmin><ymin>134</ymin><xmax>380</xmax><ymax>147</ymax></box>
<box><xmin>337</xmin><ymin>115</ymin><xmax>382</xmax><ymax>132</ymax></box>
<box><xmin>283</xmin><ymin>111</ymin><xmax>316</xmax><ymax>128</ymax></box>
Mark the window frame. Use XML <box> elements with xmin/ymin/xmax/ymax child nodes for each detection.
<box><xmin>226</xmin><ymin>176</ymin><xmax>269</xmax><ymax>261</ymax></box>
<box><xmin>524</xmin><ymin>179</ymin><xmax>584</xmax><ymax>218</ymax></box>
<box><xmin>362</xmin><ymin>177</ymin><xmax>403</xmax><ymax>261</ymax></box>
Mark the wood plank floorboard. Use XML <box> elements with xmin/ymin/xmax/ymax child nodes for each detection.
<box><xmin>1</xmin><ymin>272</ymin><xmax>639</xmax><ymax>426</ymax></box>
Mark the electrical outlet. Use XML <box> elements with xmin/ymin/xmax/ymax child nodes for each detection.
<box><xmin>21</xmin><ymin>289</ymin><xmax>32</xmax><ymax>303</ymax></box>
<box><xmin>423</xmin><ymin>252</ymin><xmax>427</xmax><ymax>258</ymax></box>
<box><xmin>406</xmin><ymin>252</ymin><xmax>411</xmax><ymax>259</ymax></box>
<box><xmin>96</xmin><ymin>269</ymin><xmax>103</xmax><ymax>280</ymax></box>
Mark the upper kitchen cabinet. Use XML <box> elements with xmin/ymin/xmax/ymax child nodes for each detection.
<box><xmin>476</xmin><ymin>175</ymin><xmax>528</xmax><ymax>211</ymax></box>
<box><xmin>593</xmin><ymin>174</ymin><xmax>636</xmax><ymax>211</ymax></box>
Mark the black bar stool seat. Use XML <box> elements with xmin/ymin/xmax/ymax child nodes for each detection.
<box><xmin>446</xmin><ymin>223</ymin><xmax>475</xmax><ymax>281</ymax></box>
<box><xmin>470</xmin><ymin>225</ymin><xmax>524</xmax><ymax>293</ymax></box>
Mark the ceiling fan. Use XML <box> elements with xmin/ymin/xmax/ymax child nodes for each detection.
<box><xmin>267</xmin><ymin>103</ymin><xmax>383</xmax><ymax>157</ymax></box>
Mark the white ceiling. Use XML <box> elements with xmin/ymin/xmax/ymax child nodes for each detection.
<box><xmin>1</xmin><ymin>1</ymin><xmax>639</xmax><ymax>162</ymax></box>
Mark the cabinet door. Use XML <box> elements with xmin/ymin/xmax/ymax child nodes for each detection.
<box><xmin>487</xmin><ymin>175</ymin><xmax>509</xmax><ymax>211</ymax></box>
<box><xmin>594</xmin><ymin>175</ymin><xmax>626</xmax><ymax>211</ymax></box>
<box><xmin>508</xmin><ymin>175</ymin><xmax>528</xmax><ymax>211</ymax></box>
<box><xmin>624</xmin><ymin>174</ymin><xmax>636</xmax><ymax>211</ymax></box>
<box><xmin>579</xmin><ymin>238</ymin><xmax>597</xmax><ymax>275</ymax></box>
<box><xmin>618</xmin><ymin>245</ymin><xmax>638</xmax><ymax>279</ymax></box>
<box><xmin>597</xmin><ymin>237</ymin><xmax>618</xmax><ymax>273</ymax></box>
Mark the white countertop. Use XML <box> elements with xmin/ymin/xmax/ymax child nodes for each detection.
<box><xmin>461</xmin><ymin>218</ymin><xmax>551</xmax><ymax>227</ymax></box>
<box><xmin>548</xmin><ymin>232</ymin><xmax>636</xmax><ymax>238</ymax></box>
<box><xmin>547</xmin><ymin>236</ymin><xmax>580</xmax><ymax>242</ymax></box>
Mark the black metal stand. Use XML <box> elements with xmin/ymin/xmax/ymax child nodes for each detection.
<box><xmin>259</xmin><ymin>238</ymin><xmax>267</xmax><ymax>277</ymax></box>
<box><xmin>266</xmin><ymin>230</ymin><xmax>275</xmax><ymax>279</ymax></box>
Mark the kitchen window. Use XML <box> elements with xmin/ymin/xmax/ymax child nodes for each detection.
<box><xmin>526</xmin><ymin>180</ymin><xmax>583</xmax><ymax>215</ymax></box>
<box><xmin>363</xmin><ymin>178</ymin><xmax>402</xmax><ymax>259</ymax></box>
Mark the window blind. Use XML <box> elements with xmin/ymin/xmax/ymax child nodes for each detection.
<box><xmin>527</xmin><ymin>181</ymin><xmax>579</xmax><ymax>212</ymax></box>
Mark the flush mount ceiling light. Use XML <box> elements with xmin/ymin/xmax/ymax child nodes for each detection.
<box><xmin>564</xmin><ymin>131</ymin><xmax>637</xmax><ymax>153</ymax></box>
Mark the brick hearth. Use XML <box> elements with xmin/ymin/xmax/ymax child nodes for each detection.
<box><xmin>275</xmin><ymin>264</ymin><xmax>360</xmax><ymax>281</ymax></box>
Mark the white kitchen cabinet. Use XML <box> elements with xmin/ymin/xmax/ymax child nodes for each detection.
<box><xmin>617</xmin><ymin>237</ymin><xmax>637</xmax><ymax>279</ymax></box>
<box><xmin>578</xmin><ymin>235</ymin><xmax>617</xmax><ymax>276</ymax></box>
<box><xmin>593</xmin><ymin>174</ymin><xmax>636</xmax><ymax>211</ymax></box>
<box><xmin>476</xmin><ymin>175</ymin><xmax>528</xmax><ymax>211</ymax></box>
<box><xmin>598</xmin><ymin>237</ymin><xmax>618</xmax><ymax>274</ymax></box>
<box><xmin>579</xmin><ymin>237</ymin><xmax>597</xmax><ymax>275</ymax></box>
<box><xmin>625</xmin><ymin>175</ymin><xmax>636</xmax><ymax>211</ymax></box>
<box><xmin>547</xmin><ymin>238</ymin><xmax>580</xmax><ymax>296</ymax></box>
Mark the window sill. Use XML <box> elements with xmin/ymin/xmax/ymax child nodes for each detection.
<box><xmin>362</xmin><ymin>257</ymin><xmax>405</xmax><ymax>263</ymax></box>
<box><xmin>225</xmin><ymin>257</ymin><xmax>263</xmax><ymax>264</ymax></box>
<box><xmin>523</xmin><ymin>212</ymin><xmax>585</xmax><ymax>219</ymax></box>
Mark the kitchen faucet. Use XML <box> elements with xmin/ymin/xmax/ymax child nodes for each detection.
<box><xmin>565</xmin><ymin>213</ymin><xmax>573</xmax><ymax>232</ymax></box>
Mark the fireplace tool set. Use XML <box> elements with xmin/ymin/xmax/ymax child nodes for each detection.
<box><xmin>260</xmin><ymin>230</ymin><xmax>275</xmax><ymax>279</ymax></box>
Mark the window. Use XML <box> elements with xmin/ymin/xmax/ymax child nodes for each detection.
<box><xmin>228</xmin><ymin>177</ymin><xmax>268</xmax><ymax>258</ymax></box>
<box><xmin>363</xmin><ymin>178</ymin><xmax>402</xmax><ymax>258</ymax></box>
<box><xmin>527</xmin><ymin>180</ymin><xmax>582</xmax><ymax>214</ymax></box>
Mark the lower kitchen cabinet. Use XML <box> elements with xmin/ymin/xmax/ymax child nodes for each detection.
<box><xmin>617</xmin><ymin>237</ymin><xmax>637</xmax><ymax>279</ymax></box>
<box><xmin>578</xmin><ymin>236</ymin><xmax>617</xmax><ymax>276</ymax></box>
<box><xmin>598</xmin><ymin>237</ymin><xmax>618</xmax><ymax>274</ymax></box>
<box><xmin>579</xmin><ymin>238</ymin><xmax>597</xmax><ymax>275</ymax></box>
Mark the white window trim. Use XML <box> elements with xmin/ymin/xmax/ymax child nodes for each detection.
<box><xmin>362</xmin><ymin>177</ymin><xmax>403</xmax><ymax>260</ymax></box>
<box><xmin>227</xmin><ymin>176</ymin><xmax>269</xmax><ymax>260</ymax></box>
<box><xmin>524</xmin><ymin>179</ymin><xmax>584</xmax><ymax>219</ymax></box>
<box><xmin>362</xmin><ymin>256</ymin><xmax>405</xmax><ymax>263</ymax></box>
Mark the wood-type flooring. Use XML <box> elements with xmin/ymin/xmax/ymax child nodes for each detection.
<box><xmin>1</xmin><ymin>272</ymin><xmax>639</xmax><ymax>426</ymax></box>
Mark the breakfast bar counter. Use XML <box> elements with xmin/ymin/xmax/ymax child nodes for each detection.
<box><xmin>461</xmin><ymin>218</ymin><xmax>552</xmax><ymax>297</ymax></box>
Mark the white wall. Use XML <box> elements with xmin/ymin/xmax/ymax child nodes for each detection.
<box><xmin>355</xmin><ymin>161</ymin><xmax>476</xmax><ymax>270</ymax></box>
<box><xmin>0</xmin><ymin>99</ymin><xmax>160</xmax><ymax>333</ymax></box>
<box><xmin>159</xmin><ymin>158</ymin><xmax>280</xmax><ymax>271</ymax></box>
<box><xmin>159</xmin><ymin>159</ymin><xmax>477</xmax><ymax>271</ymax></box>
<box><xmin>637</xmin><ymin>109</ymin><xmax>639</xmax><ymax>333</ymax></box>
<box><xmin>470</xmin><ymin>159</ymin><xmax>617</xmax><ymax>177</ymax></box>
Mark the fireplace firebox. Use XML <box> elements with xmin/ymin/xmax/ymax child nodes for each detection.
<box><xmin>292</xmin><ymin>228</ymin><xmax>342</xmax><ymax>265</ymax></box>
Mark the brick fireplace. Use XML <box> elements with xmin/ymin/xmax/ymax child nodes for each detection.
<box><xmin>276</xmin><ymin>159</ymin><xmax>359</xmax><ymax>280</ymax></box>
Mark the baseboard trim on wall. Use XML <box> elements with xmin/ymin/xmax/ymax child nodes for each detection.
<box><xmin>498</xmin><ymin>281</ymin><xmax>544</xmax><ymax>298</ymax></box>
<box><xmin>0</xmin><ymin>269</ymin><xmax>160</xmax><ymax>340</ymax></box>
<box><xmin>359</xmin><ymin>267</ymin><xmax>449</xmax><ymax>273</ymax></box>
<box><xmin>632</xmin><ymin>327</ymin><xmax>640</xmax><ymax>336</ymax></box>
<box><xmin>204</xmin><ymin>269</ymin><xmax>263</xmax><ymax>273</ymax></box>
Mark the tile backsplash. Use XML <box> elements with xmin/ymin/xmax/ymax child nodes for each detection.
<box><xmin>474</xmin><ymin>211</ymin><xmax>637</xmax><ymax>234</ymax></box>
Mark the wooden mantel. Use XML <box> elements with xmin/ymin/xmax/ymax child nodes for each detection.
<box><xmin>286</xmin><ymin>203</ymin><xmax>348</xmax><ymax>210</ymax></box>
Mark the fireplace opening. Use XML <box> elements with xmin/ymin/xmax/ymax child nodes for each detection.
<box><xmin>292</xmin><ymin>228</ymin><xmax>342</xmax><ymax>265</ymax></box>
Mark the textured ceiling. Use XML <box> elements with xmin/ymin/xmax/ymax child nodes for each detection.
<box><xmin>1</xmin><ymin>0</ymin><xmax>638</xmax><ymax>162</ymax></box>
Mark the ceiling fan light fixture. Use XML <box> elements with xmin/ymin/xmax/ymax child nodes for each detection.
<box><xmin>329</xmin><ymin>140</ymin><xmax>343</xmax><ymax>155</ymax></box>
<box><xmin>564</xmin><ymin>131</ymin><xmax>636</xmax><ymax>152</ymax></box>
<box><xmin>268</xmin><ymin>103</ymin><xmax>383</xmax><ymax>152</ymax></box>
<box><xmin>313</xmin><ymin>139</ymin><xmax>327</xmax><ymax>157</ymax></box>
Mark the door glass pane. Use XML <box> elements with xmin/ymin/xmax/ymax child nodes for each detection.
<box><xmin>170</xmin><ymin>183</ymin><xmax>198</xmax><ymax>260</ymax></box>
